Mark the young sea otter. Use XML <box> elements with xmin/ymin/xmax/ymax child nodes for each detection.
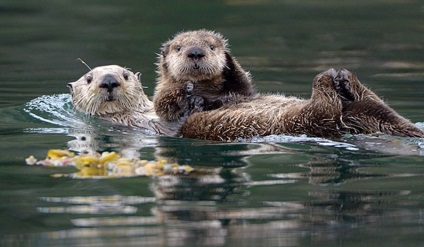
<box><xmin>181</xmin><ymin>68</ymin><xmax>424</xmax><ymax>141</ymax></box>
<box><xmin>153</xmin><ymin>29</ymin><xmax>255</xmax><ymax>122</ymax></box>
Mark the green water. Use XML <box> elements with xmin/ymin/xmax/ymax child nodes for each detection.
<box><xmin>1</xmin><ymin>0</ymin><xmax>424</xmax><ymax>246</ymax></box>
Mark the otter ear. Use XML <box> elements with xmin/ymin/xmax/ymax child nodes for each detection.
<box><xmin>223</xmin><ymin>51</ymin><xmax>244</xmax><ymax>82</ymax></box>
<box><xmin>222</xmin><ymin>52</ymin><xmax>253</xmax><ymax>92</ymax></box>
<box><xmin>67</xmin><ymin>82</ymin><xmax>74</xmax><ymax>94</ymax></box>
<box><xmin>135</xmin><ymin>72</ymin><xmax>142</xmax><ymax>82</ymax></box>
<box><xmin>224</xmin><ymin>52</ymin><xmax>236</xmax><ymax>73</ymax></box>
<box><xmin>160</xmin><ymin>42</ymin><xmax>171</xmax><ymax>57</ymax></box>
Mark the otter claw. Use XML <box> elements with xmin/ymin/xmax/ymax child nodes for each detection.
<box><xmin>187</xmin><ymin>96</ymin><xmax>204</xmax><ymax>115</ymax></box>
<box><xmin>334</xmin><ymin>69</ymin><xmax>355</xmax><ymax>102</ymax></box>
<box><xmin>336</xmin><ymin>68</ymin><xmax>353</xmax><ymax>83</ymax></box>
<box><xmin>185</xmin><ymin>81</ymin><xmax>194</xmax><ymax>96</ymax></box>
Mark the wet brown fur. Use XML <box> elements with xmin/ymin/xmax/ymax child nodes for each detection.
<box><xmin>336</xmin><ymin>69</ymin><xmax>424</xmax><ymax>137</ymax></box>
<box><xmin>67</xmin><ymin>65</ymin><xmax>424</xmax><ymax>141</ymax></box>
<box><xmin>153</xmin><ymin>29</ymin><xmax>255</xmax><ymax>122</ymax></box>
<box><xmin>181</xmin><ymin>68</ymin><xmax>424</xmax><ymax>141</ymax></box>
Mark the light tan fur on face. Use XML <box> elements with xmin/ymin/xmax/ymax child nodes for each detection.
<box><xmin>68</xmin><ymin>65</ymin><xmax>149</xmax><ymax>116</ymax></box>
<box><xmin>159</xmin><ymin>29</ymin><xmax>228</xmax><ymax>82</ymax></box>
<box><xmin>68</xmin><ymin>65</ymin><xmax>180</xmax><ymax>135</ymax></box>
<box><xmin>153</xmin><ymin>29</ymin><xmax>254</xmax><ymax>122</ymax></box>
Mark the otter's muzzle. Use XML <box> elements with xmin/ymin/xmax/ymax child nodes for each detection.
<box><xmin>187</xmin><ymin>47</ymin><xmax>205</xmax><ymax>60</ymax></box>
<box><xmin>99</xmin><ymin>75</ymin><xmax>120</xmax><ymax>93</ymax></box>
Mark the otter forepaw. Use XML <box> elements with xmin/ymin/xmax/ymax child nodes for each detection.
<box><xmin>187</xmin><ymin>95</ymin><xmax>204</xmax><ymax>115</ymax></box>
<box><xmin>334</xmin><ymin>68</ymin><xmax>355</xmax><ymax>102</ymax></box>
<box><xmin>313</xmin><ymin>68</ymin><xmax>337</xmax><ymax>90</ymax></box>
<box><xmin>205</xmin><ymin>99</ymin><xmax>224</xmax><ymax>111</ymax></box>
<box><xmin>184</xmin><ymin>81</ymin><xmax>194</xmax><ymax>97</ymax></box>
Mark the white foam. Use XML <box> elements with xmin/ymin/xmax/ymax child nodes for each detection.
<box><xmin>237</xmin><ymin>134</ymin><xmax>359</xmax><ymax>151</ymax></box>
<box><xmin>415</xmin><ymin>122</ymin><xmax>424</xmax><ymax>129</ymax></box>
<box><xmin>24</xmin><ymin>94</ymin><xmax>89</xmax><ymax>128</ymax></box>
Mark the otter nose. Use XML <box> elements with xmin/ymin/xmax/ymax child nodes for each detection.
<box><xmin>187</xmin><ymin>47</ymin><xmax>205</xmax><ymax>60</ymax></box>
<box><xmin>99</xmin><ymin>75</ymin><xmax>120</xmax><ymax>93</ymax></box>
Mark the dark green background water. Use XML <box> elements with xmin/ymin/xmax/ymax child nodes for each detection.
<box><xmin>1</xmin><ymin>0</ymin><xmax>424</xmax><ymax>246</ymax></box>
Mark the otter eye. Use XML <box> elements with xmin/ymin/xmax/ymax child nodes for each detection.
<box><xmin>175</xmin><ymin>45</ymin><xmax>181</xmax><ymax>52</ymax></box>
<box><xmin>210</xmin><ymin>45</ymin><xmax>215</xmax><ymax>51</ymax></box>
<box><xmin>123</xmin><ymin>72</ymin><xmax>129</xmax><ymax>81</ymax></box>
<box><xmin>86</xmin><ymin>75</ymin><xmax>93</xmax><ymax>84</ymax></box>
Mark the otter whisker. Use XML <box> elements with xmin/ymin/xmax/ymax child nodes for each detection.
<box><xmin>77</xmin><ymin>58</ymin><xmax>92</xmax><ymax>71</ymax></box>
<box><xmin>68</xmin><ymin>65</ymin><xmax>181</xmax><ymax>135</ymax></box>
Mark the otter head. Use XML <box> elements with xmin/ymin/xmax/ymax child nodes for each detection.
<box><xmin>67</xmin><ymin>65</ymin><xmax>146</xmax><ymax>116</ymax></box>
<box><xmin>159</xmin><ymin>29</ymin><xmax>229</xmax><ymax>82</ymax></box>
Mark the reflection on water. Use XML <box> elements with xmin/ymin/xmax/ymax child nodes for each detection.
<box><xmin>38</xmin><ymin>195</ymin><xmax>152</xmax><ymax>215</ymax></box>
<box><xmin>6</xmin><ymin>150</ymin><xmax>424</xmax><ymax>246</ymax></box>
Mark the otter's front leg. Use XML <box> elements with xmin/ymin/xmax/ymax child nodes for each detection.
<box><xmin>185</xmin><ymin>81</ymin><xmax>205</xmax><ymax>116</ymax></box>
<box><xmin>154</xmin><ymin>81</ymin><xmax>198</xmax><ymax>121</ymax></box>
<box><xmin>334</xmin><ymin>68</ymin><xmax>384</xmax><ymax>105</ymax></box>
<box><xmin>336</xmin><ymin>69</ymin><xmax>424</xmax><ymax>138</ymax></box>
<box><xmin>295</xmin><ymin>68</ymin><xmax>344</xmax><ymax>137</ymax></box>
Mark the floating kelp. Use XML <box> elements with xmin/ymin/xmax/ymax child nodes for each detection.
<box><xmin>25</xmin><ymin>149</ymin><xmax>197</xmax><ymax>178</ymax></box>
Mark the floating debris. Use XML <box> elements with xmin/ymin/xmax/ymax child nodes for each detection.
<box><xmin>26</xmin><ymin>149</ymin><xmax>196</xmax><ymax>178</ymax></box>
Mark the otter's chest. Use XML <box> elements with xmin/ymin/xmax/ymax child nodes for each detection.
<box><xmin>192</xmin><ymin>78</ymin><xmax>248</xmax><ymax>100</ymax></box>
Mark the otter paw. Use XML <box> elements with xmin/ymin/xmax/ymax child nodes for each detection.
<box><xmin>185</xmin><ymin>81</ymin><xmax>194</xmax><ymax>96</ymax></box>
<box><xmin>313</xmin><ymin>68</ymin><xmax>337</xmax><ymax>90</ymax></box>
<box><xmin>187</xmin><ymin>95</ymin><xmax>204</xmax><ymax>115</ymax></box>
<box><xmin>334</xmin><ymin>69</ymin><xmax>355</xmax><ymax>102</ymax></box>
<box><xmin>205</xmin><ymin>99</ymin><xmax>224</xmax><ymax>111</ymax></box>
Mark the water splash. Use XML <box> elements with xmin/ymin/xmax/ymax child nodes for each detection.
<box><xmin>416</xmin><ymin>122</ymin><xmax>424</xmax><ymax>129</ymax></box>
<box><xmin>23</xmin><ymin>94</ymin><xmax>94</xmax><ymax>132</ymax></box>
<box><xmin>22</xmin><ymin>94</ymin><xmax>424</xmax><ymax>155</ymax></box>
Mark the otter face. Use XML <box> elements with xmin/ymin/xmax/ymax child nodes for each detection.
<box><xmin>160</xmin><ymin>29</ymin><xmax>228</xmax><ymax>82</ymax></box>
<box><xmin>67</xmin><ymin>65</ymin><xmax>143</xmax><ymax>116</ymax></box>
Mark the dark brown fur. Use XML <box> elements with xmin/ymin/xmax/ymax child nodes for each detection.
<box><xmin>336</xmin><ymin>69</ymin><xmax>424</xmax><ymax>137</ymax></box>
<box><xmin>182</xmin><ymin>68</ymin><xmax>424</xmax><ymax>141</ymax></box>
<box><xmin>153</xmin><ymin>29</ymin><xmax>255</xmax><ymax>122</ymax></box>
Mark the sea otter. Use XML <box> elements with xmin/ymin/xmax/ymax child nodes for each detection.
<box><xmin>153</xmin><ymin>29</ymin><xmax>255</xmax><ymax>122</ymax></box>
<box><xmin>181</xmin><ymin>68</ymin><xmax>424</xmax><ymax>141</ymax></box>
<box><xmin>67</xmin><ymin>65</ymin><xmax>179</xmax><ymax>135</ymax></box>
<box><xmin>67</xmin><ymin>65</ymin><xmax>424</xmax><ymax>141</ymax></box>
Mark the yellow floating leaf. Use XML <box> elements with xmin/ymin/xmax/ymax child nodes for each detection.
<box><xmin>113</xmin><ymin>159</ymin><xmax>136</xmax><ymax>176</ymax></box>
<box><xmin>47</xmin><ymin>149</ymin><xmax>74</xmax><ymax>160</ymax></box>
<box><xmin>183</xmin><ymin>165</ymin><xmax>194</xmax><ymax>173</ymax></box>
<box><xmin>77</xmin><ymin>166</ymin><xmax>107</xmax><ymax>177</ymax></box>
<box><xmin>137</xmin><ymin>160</ymin><xmax>149</xmax><ymax>166</ymax></box>
<box><xmin>99</xmin><ymin>151</ymin><xmax>120</xmax><ymax>164</ymax></box>
<box><xmin>143</xmin><ymin>162</ymin><xmax>156</xmax><ymax>176</ymax></box>
<box><xmin>26</xmin><ymin>149</ymin><xmax>199</xmax><ymax>178</ymax></box>
<box><xmin>25</xmin><ymin>155</ymin><xmax>37</xmax><ymax>165</ymax></box>
<box><xmin>73</xmin><ymin>154</ymin><xmax>99</xmax><ymax>169</ymax></box>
